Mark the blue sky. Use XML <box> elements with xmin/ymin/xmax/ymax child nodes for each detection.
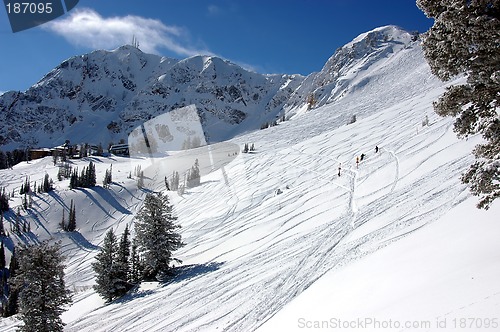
<box><xmin>0</xmin><ymin>0</ymin><xmax>433</xmax><ymax>93</ymax></box>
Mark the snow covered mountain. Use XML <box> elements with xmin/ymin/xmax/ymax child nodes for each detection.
<box><xmin>284</xmin><ymin>26</ymin><xmax>424</xmax><ymax>116</ymax></box>
<box><xmin>0</xmin><ymin>25</ymin><xmax>498</xmax><ymax>332</ymax></box>
<box><xmin>1</xmin><ymin>25</ymin><xmax>423</xmax><ymax>150</ymax></box>
<box><xmin>0</xmin><ymin>46</ymin><xmax>302</xmax><ymax>149</ymax></box>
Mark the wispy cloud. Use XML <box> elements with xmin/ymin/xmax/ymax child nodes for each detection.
<box><xmin>207</xmin><ymin>4</ymin><xmax>221</xmax><ymax>16</ymax></box>
<box><xmin>43</xmin><ymin>8</ymin><xmax>212</xmax><ymax>57</ymax></box>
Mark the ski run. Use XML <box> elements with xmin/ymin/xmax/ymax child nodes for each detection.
<box><xmin>0</xmin><ymin>28</ymin><xmax>499</xmax><ymax>332</ymax></box>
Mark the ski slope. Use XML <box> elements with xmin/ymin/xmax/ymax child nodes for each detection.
<box><xmin>1</xmin><ymin>39</ymin><xmax>499</xmax><ymax>332</ymax></box>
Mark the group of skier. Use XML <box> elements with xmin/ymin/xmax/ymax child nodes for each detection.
<box><xmin>338</xmin><ymin>145</ymin><xmax>379</xmax><ymax>176</ymax></box>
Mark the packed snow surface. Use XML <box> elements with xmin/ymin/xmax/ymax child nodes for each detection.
<box><xmin>0</xmin><ymin>27</ymin><xmax>498</xmax><ymax>332</ymax></box>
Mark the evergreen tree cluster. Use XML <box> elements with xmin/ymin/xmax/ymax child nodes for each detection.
<box><xmin>168</xmin><ymin>171</ymin><xmax>180</xmax><ymax>191</ymax></box>
<box><xmin>186</xmin><ymin>159</ymin><xmax>200</xmax><ymax>188</ymax></box>
<box><xmin>260</xmin><ymin>120</ymin><xmax>278</xmax><ymax>130</ymax></box>
<box><xmin>92</xmin><ymin>226</ymin><xmax>136</xmax><ymax>302</ymax></box>
<box><xmin>166</xmin><ymin>159</ymin><xmax>201</xmax><ymax>191</ymax></box>
<box><xmin>417</xmin><ymin>0</ymin><xmax>500</xmax><ymax>209</ymax></box>
<box><xmin>103</xmin><ymin>165</ymin><xmax>113</xmax><ymax>189</ymax></box>
<box><xmin>11</xmin><ymin>207</ymin><xmax>31</xmax><ymax>235</ymax></box>
<box><xmin>70</xmin><ymin>161</ymin><xmax>97</xmax><ymax>189</ymax></box>
<box><xmin>93</xmin><ymin>193</ymin><xmax>184</xmax><ymax>302</ymax></box>
<box><xmin>181</xmin><ymin>136</ymin><xmax>202</xmax><ymax>150</ymax></box>
<box><xmin>57</xmin><ymin>162</ymin><xmax>72</xmax><ymax>181</ymax></box>
<box><xmin>19</xmin><ymin>176</ymin><xmax>31</xmax><ymax>196</ymax></box>
<box><xmin>42</xmin><ymin>173</ymin><xmax>54</xmax><ymax>193</ymax></box>
<box><xmin>134</xmin><ymin>165</ymin><xmax>145</xmax><ymax>189</ymax></box>
<box><xmin>34</xmin><ymin>174</ymin><xmax>54</xmax><ymax>194</ymax></box>
<box><xmin>242</xmin><ymin>143</ymin><xmax>255</xmax><ymax>153</ymax></box>
<box><xmin>60</xmin><ymin>199</ymin><xmax>77</xmax><ymax>232</ymax></box>
<box><xmin>0</xmin><ymin>149</ymin><xmax>28</xmax><ymax>170</ymax></box>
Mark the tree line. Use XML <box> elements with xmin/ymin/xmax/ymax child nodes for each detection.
<box><xmin>93</xmin><ymin>192</ymin><xmax>184</xmax><ymax>302</ymax></box>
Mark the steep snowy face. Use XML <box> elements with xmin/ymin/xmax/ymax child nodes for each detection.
<box><xmin>284</xmin><ymin>25</ymin><xmax>421</xmax><ymax>114</ymax></box>
<box><xmin>0</xmin><ymin>47</ymin><xmax>302</xmax><ymax>149</ymax></box>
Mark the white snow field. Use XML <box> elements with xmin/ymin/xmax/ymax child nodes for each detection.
<box><xmin>1</xmin><ymin>32</ymin><xmax>499</xmax><ymax>331</ymax></box>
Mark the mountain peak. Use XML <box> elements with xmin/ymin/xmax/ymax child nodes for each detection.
<box><xmin>348</xmin><ymin>25</ymin><xmax>413</xmax><ymax>47</ymax></box>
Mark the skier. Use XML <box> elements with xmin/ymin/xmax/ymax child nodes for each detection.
<box><xmin>360</xmin><ymin>153</ymin><xmax>365</xmax><ymax>161</ymax></box>
<box><xmin>375</xmin><ymin>146</ymin><xmax>379</xmax><ymax>153</ymax></box>
<box><xmin>338</xmin><ymin>163</ymin><xmax>341</xmax><ymax>177</ymax></box>
<box><xmin>356</xmin><ymin>156</ymin><xmax>359</xmax><ymax>169</ymax></box>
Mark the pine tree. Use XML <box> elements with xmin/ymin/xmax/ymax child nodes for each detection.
<box><xmin>137</xmin><ymin>170</ymin><xmax>144</xmax><ymax>189</ymax></box>
<box><xmin>0</xmin><ymin>187</ymin><xmax>8</xmax><ymax>212</ymax></box>
<box><xmin>164</xmin><ymin>176</ymin><xmax>170</xmax><ymax>191</ymax></box>
<box><xmin>60</xmin><ymin>209</ymin><xmax>66</xmax><ymax>231</ymax></box>
<box><xmin>169</xmin><ymin>171</ymin><xmax>180</xmax><ymax>191</ymax></box>
<box><xmin>129</xmin><ymin>239</ymin><xmax>142</xmax><ymax>285</ymax></box>
<box><xmin>92</xmin><ymin>229</ymin><xmax>121</xmax><ymax>302</ymax></box>
<box><xmin>0</xmin><ymin>242</ymin><xmax>5</xmax><ymax>269</ymax></box>
<box><xmin>115</xmin><ymin>225</ymin><xmax>132</xmax><ymax>296</ymax></box>
<box><xmin>417</xmin><ymin>0</ymin><xmax>500</xmax><ymax>209</ymax></box>
<box><xmin>15</xmin><ymin>241</ymin><xmax>71</xmax><ymax>332</ymax></box>
<box><xmin>0</xmin><ymin>212</ymin><xmax>4</xmax><ymax>236</ymax></box>
<box><xmin>42</xmin><ymin>173</ymin><xmax>53</xmax><ymax>193</ymax></box>
<box><xmin>67</xmin><ymin>200</ymin><xmax>76</xmax><ymax>232</ymax></box>
<box><xmin>103</xmin><ymin>165</ymin><xmax>113</xmax><ymax>188</ymax></box>
<box><xmin>91</xmin><ymin>161</ymin><xmax>96</xmax><ymax>186</ymax></box>
<box><xmin>22</xmin><ymin>192</ymin><xmax>28</xmax><ymax>210</ymax></box>
<box><xmin>14</xmin><ymin>208</ymin><xmax>21</xmax><ymax>235</ymax></box>
<box><xmin>134</xmin><ymin>192</ymin><xmax>184</xmax><ymax>280</ymax></box>
<box><xmin>70</xmin><ymin>168</ymin><xmax>78</xmax><ymax>189</ymax></box>
<box><xmin>187</xmin><ymin>159</ymin><xmax>200</xmax><ymax>187</ymax></box>
<box><xmin>0</xmin><ymin>271</ymin><xmax>6</xmax><ymax>315</ymax></box>
<box><xmin>4</xmin><ymin>247</ymin><xmax>19</xmax><ymax>317</ymax></box>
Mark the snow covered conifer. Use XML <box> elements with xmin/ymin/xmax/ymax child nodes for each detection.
<box><xmin>67</xmin><ymin>200</ymin><xmax>76</xmax><ymax>232</ymax></box>
<box><xmin>15</xmin><ymin>241</ymin><xmax>71</xmax><ymax>332</ymax></box>
<box><xmin>116</xmin><ymin>225</ymin><xmax>132</xmax><ymax>295</ymax></box>
<box><xmin>187</xmin><ymin>159</ymin><xmax>200</xmax><ymax>187</ymax></box>
<box><xmin>0</xmin><ymin>213</ymin><xmax>4</xmax><ymax>236</ymax></box>
<box><xmin>134</xmin><ymin>192</ymin><xmax>184</xmax><ymax>280</ymax></box>
<box><xmin>0</xmin><ymin>188</ymin><xmax>8</xmax><ymax>212</ymax></box>
<box><xmin>0</xmin><ymin>242</ymin><xmax>5</xmax><ymax>269</ymax></box>
<box><xmin>92</xmin><ymin>229</ymin><xmax>121</xmax><ymax>302</ymax></box>
<box><xmin>417</xmin><ymin>0</ymin><xmax>500</xmax><ymax>209</ymax></box>
<box><xmin>42</xmin><ymin>173</ymin><xmax>53</xmax><ymax>193</ymax></box>
<box><xmin>60</xmin><ymin>209</ymin><xmax>66</xmax><ymax>231</ymax></box>
<box><xmin>4</xmin><ymin>247</ymin><xmax>19</xmax><ymax>317</ymax></box>
<box><xmin>129</xmin><ymin>239</ymin><xmax>142</xmax><ymax>284</ymax></box>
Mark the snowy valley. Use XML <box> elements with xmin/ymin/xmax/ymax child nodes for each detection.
<box><xmin>0</xmin><ymin>26</ymin><xmax>499</xmax><ymax>331</ymax></box>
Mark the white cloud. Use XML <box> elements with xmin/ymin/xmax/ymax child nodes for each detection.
<box><xmin>207</xmin><ymin>4</ymin><xmax>221</xmax><ymax>16</ymax></box>
<box><xmin>44</xmin><ymin>8</ymin><xmax>212</xmax><ymax>57</ymax></box>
